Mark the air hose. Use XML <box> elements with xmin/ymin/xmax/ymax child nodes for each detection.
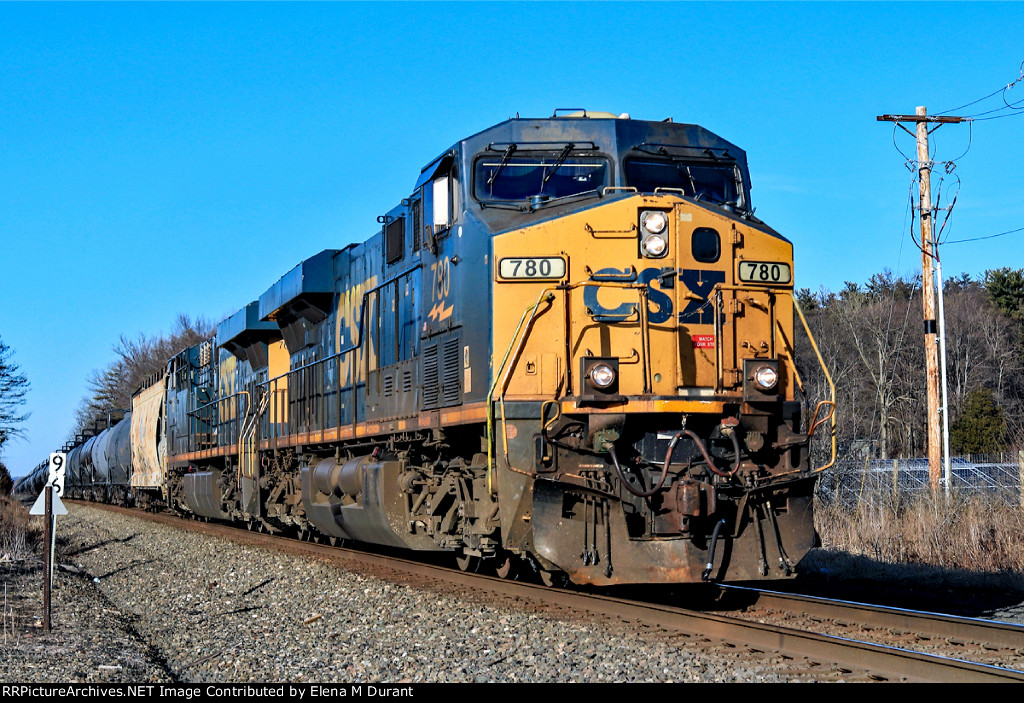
<box><xmin>606</xmin><ymin>431</ymin><xmax>681</xmax><ymax>498</ymax></box>
<box><xmin>702</xmin><ymin>518</ymin><xmax>728</xmax><ymax>581</ymax></box>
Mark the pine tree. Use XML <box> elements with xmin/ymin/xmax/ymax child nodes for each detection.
<box><xmin>0</xmin><ymin>461</ymin><xmax>12</xmax><ymax>495</ymax></box>
<box><xmin>950</xmin><ymin>389</ymin><xmax>1009</xmax><ymax>454</ymax></box>
<box><xmin>984</xmin><ymin>268</ymin><xmax>1024</xmax><ymax>321</ymax></box>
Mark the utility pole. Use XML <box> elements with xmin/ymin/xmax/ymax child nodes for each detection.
<box><xmin>877</xmin><ymin>107</ymin><xmax>969</xmax><ymax>494</ymax></box>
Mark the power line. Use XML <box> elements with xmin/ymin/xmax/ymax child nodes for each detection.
<box><xmin>944</xmin><ymin>225</ymin><xmax>1024</xmax><ymax>245</ymax></box>
<box><xmin>960</xmin><ymin>95</ymin><xmax>1024</xmax><ymax>118</ymax></box>
<box><xmin>935</xmin><ymin>86</ymin><xmax>1008</xmax><ymax>116</ymax></box>
<box><xmin>971</xmin><ymin>109</ymin><xmax>1024</xmax><ymax>122</ymax></box>
<box><xmin>935</xmin><ymin>59</ymin><xmax>1024</xmax><ymax>116</ymax></box>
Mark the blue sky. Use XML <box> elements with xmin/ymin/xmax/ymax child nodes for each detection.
<box><xmin>3</xmin><ymin>2</ymin><xmax>1023</xmax><ymax>477</ymax></box>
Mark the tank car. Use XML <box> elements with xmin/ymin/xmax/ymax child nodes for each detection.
<box><xmin>12</xmin><ymin>459</ymin><xmax>48</xmax><ymax>498</ymax></box>
<box><xmin>58</xmin><ymin>111</ymin><xmax>835</xmax><ymax>586</ymax></box>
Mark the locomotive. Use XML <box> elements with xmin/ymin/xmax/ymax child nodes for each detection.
<box><xmin>30</xmin><ymin>110</ymin><xmax>835</xmax><ymax>586</ymax></box>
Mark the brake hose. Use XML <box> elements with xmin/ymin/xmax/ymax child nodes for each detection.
<box><xmin>606</xmin><ymin>431</ymin><xmax>682</xmax><ymax>498</ymax></box>
<box><xmin>702</xmin><ymin>518</ymin><xmax>728</xmax><ymax>581</ymax></box>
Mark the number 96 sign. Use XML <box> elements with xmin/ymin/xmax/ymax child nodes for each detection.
<box><xmin>48</xmin><ymin>452</ymin><xmax>66</xmax><ymax>496</ymax></box>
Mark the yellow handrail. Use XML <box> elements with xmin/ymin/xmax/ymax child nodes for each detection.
<box><xmin>486</xmin><ymin>279</ymin><xmax>653</xmax><ymax>495</ymax></box>
<box><xmin>792</xmin><ymin>296</ymin><xmax>837</xmax><ymax>474</ymax></box>
<box><xmin>486</xmin><ymin>293</ymin><xmax>552</xmax><ymax>495</ymax></box>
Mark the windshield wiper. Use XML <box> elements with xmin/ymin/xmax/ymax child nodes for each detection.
<box><xmin>675</xmin><ymin>163</ymin><xmax>698</xmax><ymax>195</ymax></box>
<box><xmin>541</xmin><ymin>143</ymin><xmax>575</xmax><ymax>186</ymax></box>
<box><xmin>477</xmin><ymin>199</ymin><xmax>529</xmax><ymax>211</ymax></box>
<box><xmin>528</xmin><ymin>188</ymin><xmax>599</xmax><ymax>212</ymax></box>
<box><xmin>486</xmin><ymin>144</ymin><xmax>518</xmax><ymax>186</ymax></box>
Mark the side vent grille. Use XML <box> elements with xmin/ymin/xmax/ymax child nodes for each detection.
<box><xmin>402</xmin><ymin>370</ymin><xmax>413</xmax><ymax>393</ymax></box>
<box><xmin>423</xmin><ymin>343</ymin><xmax>440</xmax><ymax>410</ymax></box>
<box><xmin>199</xmin><ymin>340</ymin><xmax>213</xmax><ymax>367</ymax></box>
<box><xmin>442</xmin><ymin>338</ymin><xmax>461</xmax><ymax>406</ymax></box>
<box><xmin>383</xmin><ymin>374</ymin><xmax>394</xmax><ymax>398</ymax></box>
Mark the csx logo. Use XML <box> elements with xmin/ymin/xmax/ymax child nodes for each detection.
<box><xmin>583</xmin><ymin>267</ymin><xmax>725</xmax><ymax>324</ymax></box>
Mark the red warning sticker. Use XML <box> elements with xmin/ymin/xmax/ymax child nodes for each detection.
<box><xmin>691</xmin><ymin>334</ymin><xmax>715</xmax><ymax>349</ymax></box>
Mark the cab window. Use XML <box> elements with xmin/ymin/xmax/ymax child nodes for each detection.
<box><xmin>625</xmin><ymin>158</ymin><xmax>743</xmax><ymax>209</ymax></box>
<box><xmin>475</xmin><ymin>156</ymin><xmax>609</xmax><ymax>202</ymax></box>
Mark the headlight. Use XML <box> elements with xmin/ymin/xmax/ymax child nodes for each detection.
<box><xmin>641</xmin><ymin>210</ymin><xmax>668</xmax><ymax>234</ymax></box>
<box><xmin>753</xmin><ymin>365</ymin><xmax>778</xmax><ymax>390</ymax></box>
<box><xmin>642</xmin><ymin>233</ymin><xmax>667</xmax><ymax>257</ymax></box>
<box><xmin>589</xmin><ymin>363</ymin><xmax>617</xmax><ymax>389</ymax></box>
<box><xmin>640</xmin><ymin>210</ymin><xmax>670</xmax><ymax>258</ymax></box>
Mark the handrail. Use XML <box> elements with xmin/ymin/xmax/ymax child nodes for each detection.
<box><xmin>792</xmin><ymin>295</ymin><xmax>836</xmax><ymax>474</ymax></box>
<box><xmin>187</xmin><ymin>265</ymin><xmax>424</xmax><ymax>449</ymax></box>
<box><xmin>583</xmin><ymin>223</ymin><xmax>638</xmax><ymax>238</ymax></box>
<box><xmin>765</xmin><ymin>296</ymin><xmax>836</xmax><ymax>483</ymax></box>
<box><xmin>774</xmin><ymin>320</ymin><xmax>805</xmax><ymax>395</ymax></box>
<box><xmin>487</xmin><ymin>279</ymin><xmax>655</xmax><ymax>494</ymax></box>
<box><xmin>262</xmin><ymin>264</ymin><xmax>422</xmax><ymax>388</ymax></box>
<box><xmin>584</xmin><ymin>265</ymin><xmax>636</xmax><ymax>281</ymax></box>
<box><xmin>235</xmin><ymin>390</ymin><xmax>251</xmax><ymax>482</ymax></box>
<box><xmin>486</xmin><ymin>294</ymin><xmax>551</xmax><ymax>496</ymax></box>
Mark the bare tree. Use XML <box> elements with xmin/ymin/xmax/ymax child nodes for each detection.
<box><xmin>799</xmin><ymin>267</ymin><xmax>1024</xmax><ymax>458</ymax></box>
<box><xmin>0</xmin><ymin>336</ymin><xmax>30</xmax><ymax>451</ymax></box>
<box><xmin>73</xmin><ymin>314</ymin><xmax>214</xmax><ymax>434</ymax></box>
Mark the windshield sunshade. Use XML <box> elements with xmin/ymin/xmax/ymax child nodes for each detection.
<box><xmin>475</xmin><ymin>156</ymin><xmax>609</xmax><ymax>202</ymax></box>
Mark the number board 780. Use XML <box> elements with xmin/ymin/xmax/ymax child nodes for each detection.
<box><xmin>497</xmin><ymin>257</ymin><xmax>567</xmax><ymax>281</ymax></box>
<box><xmin>737</xmin><ymin>261</ymin><xmax>792</xmax><ymax>285</ymax></box>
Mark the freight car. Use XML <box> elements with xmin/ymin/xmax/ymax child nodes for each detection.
<box><xmin>53</xmin><ymin>110</ymin><xmax>834</xmax><ymax>586</ymax></box>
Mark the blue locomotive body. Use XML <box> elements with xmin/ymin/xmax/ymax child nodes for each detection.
<box><xmin>51</xmin><ymin>112</ymin><xmax>832</xmax><ymax>586</ymax></box>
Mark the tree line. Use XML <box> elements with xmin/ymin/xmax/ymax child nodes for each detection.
<box><xmin>0</xmin><ymin>336</ymin><xmax>29</xmax><ymax>493</ymax></box>
<box><xmin>795</xmin><ymin>267</ymin><xmax>1024</xmax><ymax>459</ymax></box>
<box><xmin>71</xmin><ymin>314</ymin><xmax>214</xmax><ymax>437</ymax></box>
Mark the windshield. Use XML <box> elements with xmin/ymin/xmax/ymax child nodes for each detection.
<box><xmin>474</xmin><ymin>155</ymin><xmax>609</xmax><ymax>202</ymax></box>
<box><xmin>625</xmin><ymin>158</ymin><xmax>744</xmax><ymax>208</ymax></box>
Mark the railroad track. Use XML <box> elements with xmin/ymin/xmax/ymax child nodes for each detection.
<box><xmin>70</xmin><ymin>501</ymin><xmax>1024</xmax><ymax>682</ymax></box>
<box><xmin>713</xmin><ymin>584</ymin><xmax>1024</xmax><ymax>671</ymax></box>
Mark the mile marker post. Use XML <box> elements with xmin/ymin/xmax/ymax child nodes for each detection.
<box><xmin>30</xmin><ymin>452</ymin><xmax>67</xmax><ymax>632</ymax></box>
<box><xmin>47</xmin><ymin>452</ymin><xmax>66</xmax><ymax>582</ymax></box>
<box><xmin>43</xmin><ymin>486</ymin><xmax>51</xmax><ymax>632</ymax></box>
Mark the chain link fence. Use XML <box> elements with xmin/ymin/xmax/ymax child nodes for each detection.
<box><xmin>815</xmin><ymin>451</ymin><xmax>1024</xmax><ymax>509</ymax></box>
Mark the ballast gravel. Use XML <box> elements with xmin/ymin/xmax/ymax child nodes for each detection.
<box><xmin>2</xmin><ymin>504</ymin><xmax>812</xmax><ymax>683</ymax></box>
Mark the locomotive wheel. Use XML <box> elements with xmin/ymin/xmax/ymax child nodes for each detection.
<box><xmin>493</xmin><ymin>552</ymin><xmax>520</xmax><ymax>580</ymax></box>
<box><xmin>539</xmin><ymin>569</ymin><xmax>568</xmax><ymax>588</ymax></box>
<box><xmin>455</xmin><ymin>551</ymin><xmax>482</xmax><ymax>573</ymax></box>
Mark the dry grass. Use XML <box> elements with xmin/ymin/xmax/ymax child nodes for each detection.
<box><xmin>0</xmin><ymin>495</ymin><xmax>41</xmax><ymax>565</ymax></box>
<box><xmin>1</xmin><ymin>495</ymin><xmax>42</xmax><ymax>648</ymax></box>
<box><xmin>816</xmin><ymin>492</ymin><xmax>1024</xmax><ymax>575</ymax></box>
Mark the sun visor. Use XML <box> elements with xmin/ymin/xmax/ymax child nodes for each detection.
<box><xmin>414</xmin><ymin>152</ymin><xmax>454</xmax><ymax>190</ymax></box>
